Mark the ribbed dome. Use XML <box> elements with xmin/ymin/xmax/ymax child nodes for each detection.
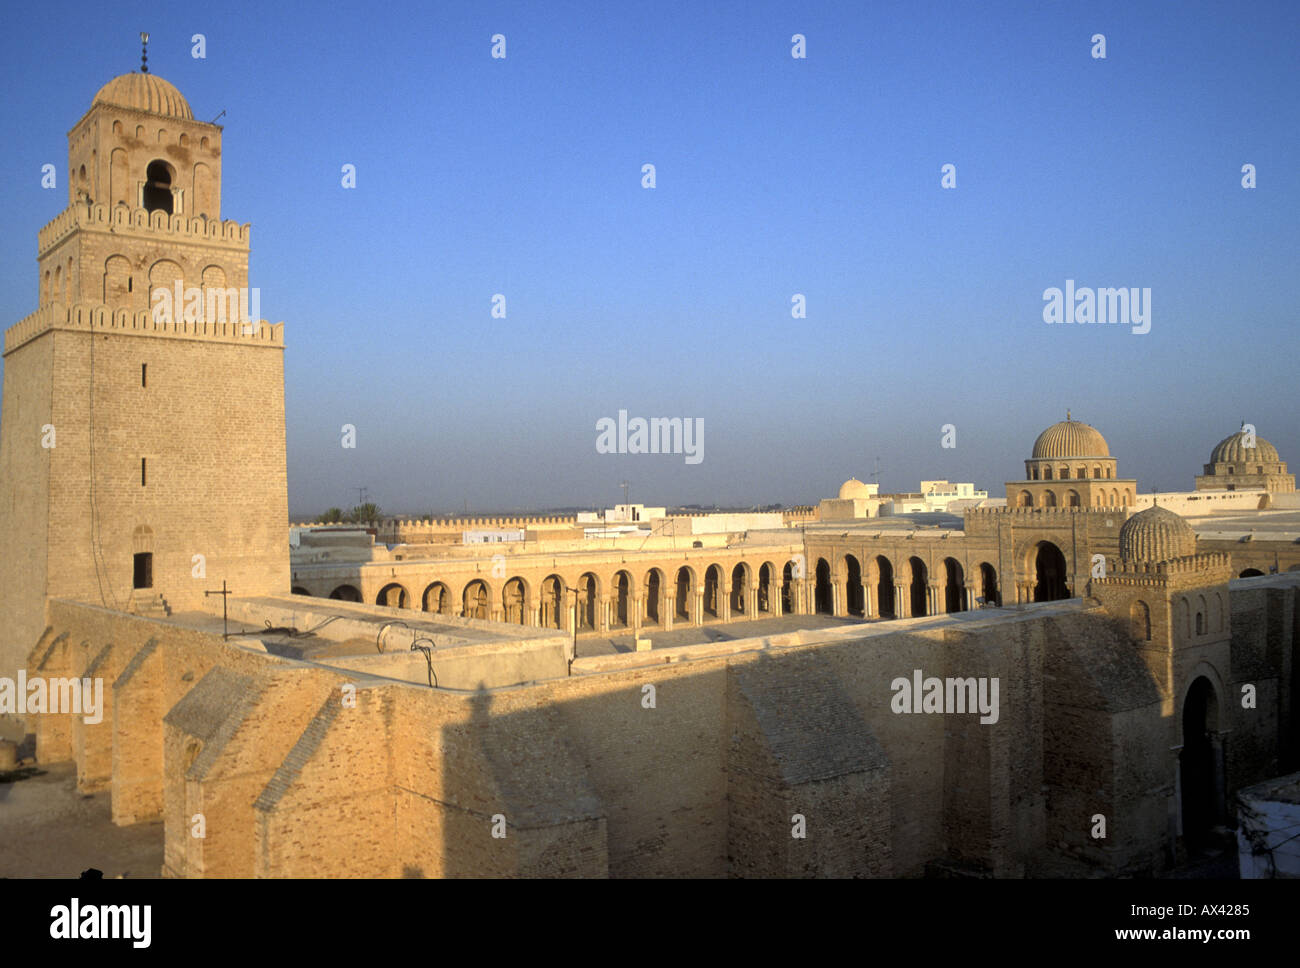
<box><xmin>839</xmin><ymin>478</ymin><xmax>872</xmax><ymax>500</ymax></box>
<box><xmin>1119</xmin><ymin>504</ymin><xmax>1198</xmax><ymax>563</ymax></box>
<box><xmin>1031</xmin><ymin>418</ymin><xmax>1109</xmax><ymax>459</ymax></box>
<box><xmin>1210</xmin><ymin>429</ymin><xmax>1280</xmax><ymax>465</ymax></box>
<box><xmin>92</xmin><ymin>72</ymin><xmax>193</xmax><ymax>120</ymax></box>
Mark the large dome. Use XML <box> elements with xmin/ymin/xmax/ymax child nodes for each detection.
<box><xmin>1119</xmin><ymin>504</ymin><xmax>1197</xmax><ymax>563</ymax></box>
<box><xmin>1031</xmin><ymin>417</ymin><xmax>1109</xmax><ymax>459</ymax></box>
<box><xmin>838</xmin><ymin>478</ymin><xmax>872</xmax><ymax>500</ymax></box>
<box><xmin>92</xmin><ymin>72</ymin><xmax>193</xmax><ymax>120</ymax></box>
<box><xmin>1210</xmin><ymin>428</ymin><xmax>1280</xmax><ymax>465</ymax></box>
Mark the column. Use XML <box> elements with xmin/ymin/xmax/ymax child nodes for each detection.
<box><xmin>693</xmin><ymin>590</ymin><xmax>704</xmax><ymax>626</ymax></box>
<box><xmin>771</xmin><ymin>579</ymin><xmax>784</xmax><ymax>617</ymax></box>
<box><xmin>665</xmin><ymin>595</ymin><xmax>675</xmax><ymax>631</ymax></box>
<box><xmin>864</xmin><ymin>581</ymin><xmax>875</xmax><ymax>618</ymax></box>
<box><xmin>894</xmin><ymin>582</ymin><xmax>907</xmax><ymax>618</ymax></box>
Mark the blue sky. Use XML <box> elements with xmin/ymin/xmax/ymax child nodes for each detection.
<box><xmin>2</xmin><ymin>0</ymin><xmax>1297</xmax><ymax>516</ymax></box>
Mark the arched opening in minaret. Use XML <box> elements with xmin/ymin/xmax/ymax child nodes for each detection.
<box><xmin>144</xmin><ymin>159</ymin><xmax>174</xmax><ymax>214</ymax></box>
<box><xmin>1032</xmin><ymin>541</ymin><xmax>1069</xmax><ymax>602</ymax></box>
<box><xmin>1180</xmin><ymin>676</ymin><xmax>1221</xmax><ymax>849</ymax></box>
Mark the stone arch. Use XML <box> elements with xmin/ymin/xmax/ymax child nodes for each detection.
<box><xmin>540</xmin><ymin>574</ymin><xmax>566</xmax><ymax>629</ymax></box>
<box><xmin>576</xmin><ymin>572</ymin><xmax>599</xmax><ymax>629</ymax></box>
<box><xmin>814</xmin><ymin>558</ymin><xmax>833</xmax><ymax>615</ymax></box>
<box><xmin>193</xmin><ymin>162</ymin><xmax>216</xmax><ymax>217</ymax></box>
<box><xmin>843</xmin><ymin>554</ymin><xmax>863</xmax><ymax>617</ymax></box>
<box><xmin>978</xmin><ymin>562</ymin><xmax>999</xmax><ymax>606</ymax></box>
<box><xmin>757</xmin><ymin>562</ymin><xmax>776</xmax><ymax>613</ymax></box>
<box><xmin>1030</xmin><ymin>541</ymin><xmax>1069</xmax><ymax>602</ymax></box>
<box><xmin>1210</xmin><ymin>591</ymin><xmax>1223</xmax><ymax>632</ymax></box>
<box><xmin>463</xmin><ymin>579</ymin><xmax>490</xmax><ymax>620</ymax></box>
<box><xmin>291</xmin><ymin>586</ymin><xmax>311</xmax><ymax>596</ymax></box>
<box><xmin>503</xmin><ymin>577</ymin><xmax>528</xmax><ymax>624</ymax></box>
<box><xmin>144</xmin><ymin>158</ymin><xmax>175</xmax><ymax>214</ymax></box>
<box><xmin>1044</xmin><ymin>466</ymin><xmax>1053</xmax><ymax>480</ymax></box>
<box><xmin>781</xmin><ymin>562</ymin><xmax>795</xmax><ymax>614</ymax></box>
<box><xmin>942</xmin><ymin>557</ymin><xmax>964</xmax><ymax>613</ymax></box>
<box><xmin>611</xmin><ymin>570</ymin><xmax>633</xmax><ymax>628</ymax></box>
<box><xmin>422</xmin><ymin>581</ymin><xmax>452</xmax><ymax>615</ymax></box>
<box><xmin>730</xmin><ymin>562</ymin><xmax>751</xmax><ymax>617</ymax></box>
<box><xmin>643</xmin><ymin>568</ymin><xmax>664</xmax><ymax>625</ymax></box>
<box><xmin>329</xmin><ymin>584</ymin><xmax>362</xmax><ymax>602</ymax></box>
<box><xmin>1195</xmin><ymin>594</ymin><xmax>1207</xmax><ymax>636</ymax></box>
<box><xmin>703</xmin><ymin>564</ymin><xmax>724</xmax><ymax>619</ymax></box>
<box><xmin>1129</xmin><ymin>600</ymin><xmax>1151</xmax><ymax>641</ymax></box>
<box><xmin>110</xmin><ymin>147</ymin><xmax>129</xmax><ymax>206</ymax></box>
<box><xmin>149</xmin><ymin>259</ymin><xmax>184</xmax><ymax>307</ymax></box>
<box><xmin>907</xmin><ymin>556</ymin><xmax>928</xmax><ymax>617</ymax></box>
<box><xmin>1017</xmin><ymin>490</ymin><xmax>1033</xmax><ymax>508</ymax></box>
<box><xmin>376</xmin><ymin>582</ymin><xmax>409</xmax><ymax>608</ymax></box>
<box><xmin>1175</xmin><ymin>597</ymin><xmax>1190</xmax><ymax>639</ymax></box>
<box><xmin>1109</xmin><ymin>488</ymin><xmax>1119</xmax><ymax>505</ymax></box>
<box><xmin>104</xmin><ymin>254</ymin><xmax>131</xmax><ymax>308</ymax></box>
<box><xmin>1124</xmin><ymin>488</ymin><xmax>1132</xmax><ymax>506</ymax></box>
<box><xmin>1042</xmin><ymin>489</ymin><xmax>1057</xmax><ymax>508</ymax></box>
<box><xmin>675</xmin><ymin>566</ymin><xmax>695</xmax><ymax>622</ymax></box>
<box><xmin>875</xmin><ymin>555</ymin><xmax>895</xmax><ymax>618</ymax></box>
<box><xmin>1239</xmin><ymin>568</ymin><xmax>1264</xmax><ymax>578</ymax></box>
<box><xmin>1066</xmin><ymin>489</ymin><xmax>1080</xmax><ymax>508</ymax></box>
<box><xmin>1180</xmin><ymin>675</ymin><xmax>1223</xmax><ymax>847</ymax></box>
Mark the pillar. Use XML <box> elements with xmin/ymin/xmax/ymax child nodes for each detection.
<box><xmin>894</xmin><ymin>582</ymin><xmax>907</xmax><ymax>618</ymax></box>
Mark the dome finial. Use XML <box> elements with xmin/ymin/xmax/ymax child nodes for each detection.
<box><xmin>1066</xmin><ymin>408</ymin><xmax>1071</xmax><ymax>421</ymax></box>
<box><xmin>140</xmin><ymin>31</ymin><xmax>149</xmax><ymax>73</ymax></box>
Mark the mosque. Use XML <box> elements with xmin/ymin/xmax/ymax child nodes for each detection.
<box><xmin>1</xmin><ymin>60</ymin><xmax>1298</xmax><ymax>878</ymax></box>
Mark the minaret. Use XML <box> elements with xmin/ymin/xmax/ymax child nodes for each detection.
<box><xmin>0</xmin><ymin>47</ymin><xmax>290</xmax><ymax>682</ymax></box>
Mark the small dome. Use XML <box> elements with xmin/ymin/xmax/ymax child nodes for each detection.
<box><xmin>838</xmin><ymin>478</ymin><xmax>872</xmax><ymax>500</ymax></box>
<box><xmin>92</xmin><ymin>72</ymin><xmax>193</xmax><ymax>120</ymax></box>
<box><xmin>1031</xmin><ymin>417</ymin><xmax>1110</xmax><ymax>459</ymax></box>
<box><xmin>1210</xmin><ymin>428</ymin><xmax>1280</xmax><ymax>465</ymax></box>
<box><xmin>1119</xmin><ymin>504</ymin><xmax>1198</xmax><ymax>563</ymax></box>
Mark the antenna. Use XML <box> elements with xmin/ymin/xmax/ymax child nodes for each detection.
<box><xmin>140</xmin><ymin>32</ymin><xmax>149</xmax><ymax>73</ymax></box>
<box><xmin>871</xmin><ymin>456</ymin><xmax>880</xmax><ymax>486</ymax></box>
<box><xmin>621</xmin><ymin>480</ymin><xmax>630</xmax><ymax>505</ymax></box>
<box><xmin>210</xmin><ymin>109</ymin><xmax>226</xmax><ymax>124</ymax></box>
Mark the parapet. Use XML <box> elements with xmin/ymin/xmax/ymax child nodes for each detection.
<box><xmin>38</xmin><ymin>202</ymin><xmax>251</xmax><ymax>256</ymax></box>
<box><xmin>4</xmin><ymin>302</ymin><xmax>283</xmax><ymax>355</ymax></box>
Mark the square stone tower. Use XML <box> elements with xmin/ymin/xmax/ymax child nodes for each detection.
<box><xmin>0</xmin><ymin>62</ymin><xmax>289</xmax><ymax>682</ymax></box>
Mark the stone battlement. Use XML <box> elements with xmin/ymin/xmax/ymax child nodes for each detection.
<box><xmin>965</xmin><ymin>505</ymin><xmax>1128</xmax><ymax>519</ymax></box>
<box><xmin>38</xmin><ymin>201</ymin><xmax>251</xmax><ymax>256</ymax></box>
<box><xmin>4</xmin><ymin>301</ymin><xmax>283</xmax><ymax>355</ymax></box>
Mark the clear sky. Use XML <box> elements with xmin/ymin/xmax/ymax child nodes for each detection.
<box><xmin>2</xmin><ymin>1</ymin><xmax>1297</xmax><ymax>517</ymax></box>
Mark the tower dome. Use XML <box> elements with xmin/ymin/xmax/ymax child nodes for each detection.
<box><xmin>1031</xmin><ymin>415</ymin><xmax>1110</xmax><ymax>459</ymax></box>
<box><xmin>838</xmin><ymin>478</ymin><xmax>872</xmax><ymax>500</ymax></box>
<box><xmin>1119</xmin><ymin>504</ymin><xmax>1198</xmax><ymax>563</ymax></box>
<box><xmin>92</xmin><ymin>72</ymin><xmax>193</xmax><ymax>120</ymax></box>
<box><xmin>1209</xmin><ymin>429</ymin><xmax>1280</xmax><ymax>465</ymax></box>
